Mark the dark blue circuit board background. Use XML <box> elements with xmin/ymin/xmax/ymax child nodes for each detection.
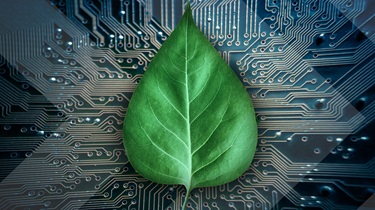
<box><xmin>0</xmin><ymin>0</ymin><xmax>374</xmax><ymax>209</ymax></box>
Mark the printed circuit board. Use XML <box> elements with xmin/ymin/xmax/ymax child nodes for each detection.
<box><xmin>0</xmin><ymin>0</ymin><xmax>374</xmax><ymax>209</ymax></box>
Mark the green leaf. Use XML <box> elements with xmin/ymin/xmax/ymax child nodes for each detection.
<box><xmin>123</xmin><ymin>4</ymin><xmax>257</xmax><ymax>209</ymax></box>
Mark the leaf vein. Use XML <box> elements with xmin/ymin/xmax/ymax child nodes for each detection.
<box><xmin>148</xmin><ymin>98</ymin><xmax>189</xmax><ymax>149</ymax></box>
<box><xmin>192</xmin><ymin>119</ymin><xmax>249</xmax><ymax>184</ymax></box>
<box><xmin>190</xmin><ymin>74</ymin><xmax>223</xmax><ymax>125</ymax></box>
<box><xmin>191</xmin><ymin>76</ymin><xmax>232</xmax><ymax>155</ymax></box>
<box><xmin>157</xmin><ymin>66</ymin><xmax>188</xmax><ymax>120</ymax></box>
<box><xmin>192</xmin><ymin>145</ymin><xmax>232</xmax><ymax>176</ymax></box>
<box><xmin>168</xmin><ymin>57</ymin><xmax>185</xmax><ymax>73</ymax></box>
<box><xmin>191</xmin><ymin>106</ymin><xmax>227</xmax><ymax>156</ymax></box>
<box><xmin>187</xmin><ymin>55</ymin><xmax>209</xmax><ymax>76</ymax></box>
<box><xmin>185</xmin><ymin>10</ymin><xmax>193</xmax><ymax>189</ymax></box>
<box><xmin>139</xmin><ymin>125</ymin><xmax>189</xmax><ymax>172</ymax></box>
<box><xmin>160</xmin><ymin>64</ymin><xmax>186</xmax><ymax>86</ymax></box>
<box><xmin>189</xmin><ymin>71</ymin><xmax>210</xmax><ymax>103</ymax></box>
<box><xmin>133</xmin><ymin>154</ymin><xmax>186</xmax><ymax>183</ymax></box>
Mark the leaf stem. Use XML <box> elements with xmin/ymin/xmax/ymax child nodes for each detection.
<box><xmin>182</xmin><ymin>187</ymin><xmax>191</xmax><ymax>210</ymax></box>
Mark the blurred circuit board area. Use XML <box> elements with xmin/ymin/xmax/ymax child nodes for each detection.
<box><xmin>0</xmin><ymin>0</ymin><xmax>374</xmax><ymax>209</ymax></box>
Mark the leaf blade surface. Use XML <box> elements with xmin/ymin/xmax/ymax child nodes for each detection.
<box><xmin>123</xmin><ymin>4</ymin><xmax>257</xmax><ymax>207</ymax></box>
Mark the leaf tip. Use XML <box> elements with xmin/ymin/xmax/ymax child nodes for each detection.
<box><xmin>185</xmin><ymin>1</ymin><xmax>191</xmax><ymax>13</ymax></box>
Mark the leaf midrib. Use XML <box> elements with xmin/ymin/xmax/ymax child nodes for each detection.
<box><xmin>184</xmin><ymin>8</ymin><xmax>192</xmax><ymax>191</ymax></box>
